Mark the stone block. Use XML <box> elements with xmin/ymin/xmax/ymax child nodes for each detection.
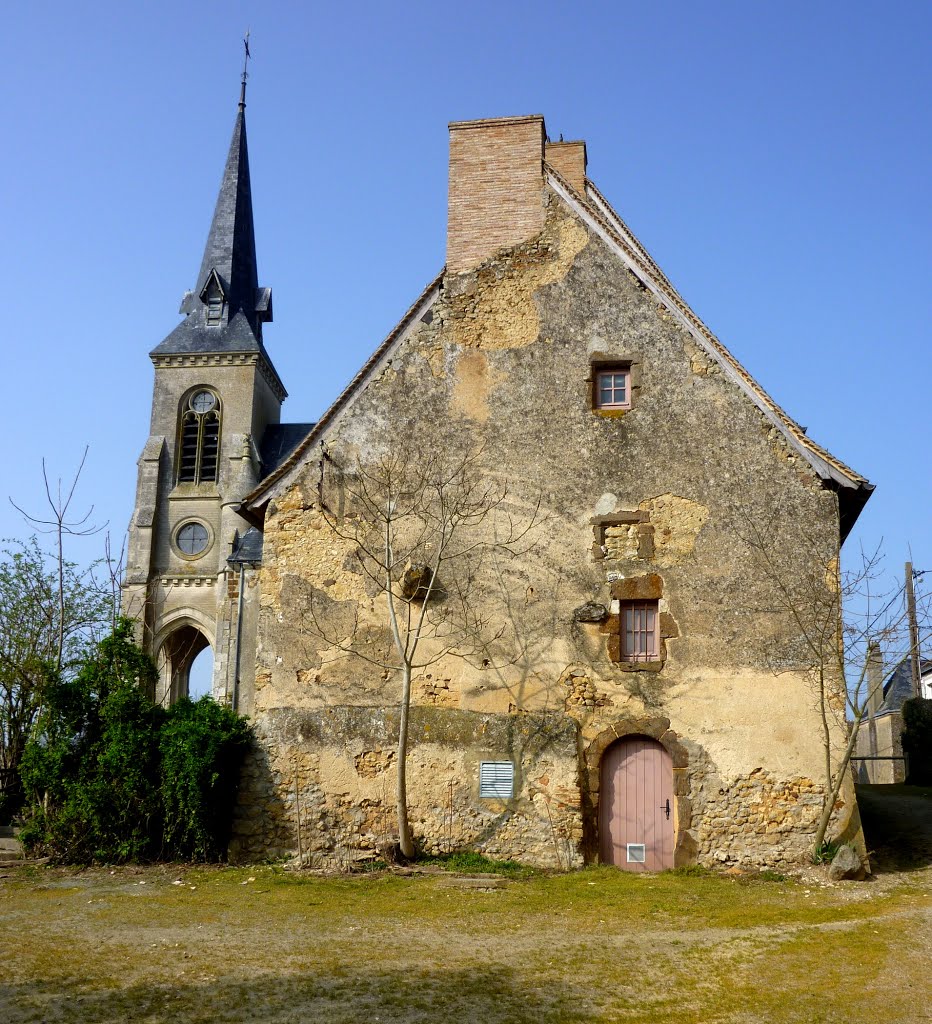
<box><xmin>642</xmin><ymin>716</ymin><xmax>671</xmax><ymax>738</ymax></box>
<box><xmin>637</xmin><ymin>524</ymin><xmax>655</xmax><ymax>559</ymax></box>
<box><xmin>674</xmin><ymin>832</ymin><xmax>699</xmax><ymax>868</ymax></box>
<box><xmin>573</xmin><ymin>602</ymin><xmax>607</xmax><ymax>623</ymax></box>
<box><xmin>610</xmin><ymin>573</ymin><xmax>663</xmax><ymax>601</ymax></box>
<box><xmin>659</xmin><ymin>612</ymin><xmax>679</xmax><ymax>639</ymax></box>
<box><xmin>667</xmin><ymin>742</ymin><xmax>689</xmax><ymax>769</ymax></box>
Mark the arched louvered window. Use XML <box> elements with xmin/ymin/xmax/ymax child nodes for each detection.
<box><xmin>177</xmin><ymin>389</ymin><xmax>221</xmax><ymax>483</ymax></box>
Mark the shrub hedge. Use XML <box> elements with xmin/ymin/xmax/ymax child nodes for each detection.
<box><xmin>19</xmin><ymin>619</ymin><xmax>251</xmax><ymax>863</ymax></box>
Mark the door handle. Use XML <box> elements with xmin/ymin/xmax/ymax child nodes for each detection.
<box><xmin>661</xmin><ymin>799</ymin><xmax>670</xmax><ymax>820</ymax></box>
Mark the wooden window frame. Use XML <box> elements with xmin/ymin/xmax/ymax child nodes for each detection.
<box><xmin>595</xmin><ymin>368</ymin><xmax>632</xmax><ymax>410</ymax></box>
<box><xmin>620</xmin><ymin>600</ymin><xmax>659</xmax><ymax>663</ymax></box>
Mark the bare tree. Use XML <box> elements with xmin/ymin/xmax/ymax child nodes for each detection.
<box><xmin>1</xmin><ymin>452</ymin><xmax>113</xmax><ymax>818</ymax></box>
<box><xmin>741</xmin><ymin>510</ymin><xmax>931</xmax><ymax>852</ymax></box>
<box><xmin>10</xmin><ymin>448</ymin><xmax>105</xmax><ymax>673</ymax></box>
<box><xmin>304</xmin><ymin>440</ymin><xmax>541</xmax><ymax>859</ymax></box>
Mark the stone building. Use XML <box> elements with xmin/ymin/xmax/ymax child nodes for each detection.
<box><xmin>126</xmin><ymin>92</ymin><xmax>874</xmax><ymax>870</ymax></box>
<box><xmin>854</xmin><ymin>657</ymin><xmax>931</xmax><ymax>784</ymax></box>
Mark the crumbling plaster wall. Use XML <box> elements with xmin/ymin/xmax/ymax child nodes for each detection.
<box><xmin>248</xmin><ymin>190</ymin><xmax>853</xmax><ymax>867</ymax></box>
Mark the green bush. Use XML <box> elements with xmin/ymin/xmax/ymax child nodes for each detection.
<box><xmin>902</xmin><ymin>698</ymin><xmax>932</xmax><ymax>786</ymax></box>
<box><xmin>159</xmin><ymin>696</ymin><xmax>252</xmax><ymax>860</ymax></box>
<box><xmin>19</xmin><ymin>620</ymin><xmax>251</xmax><ymax>863</ymax></box>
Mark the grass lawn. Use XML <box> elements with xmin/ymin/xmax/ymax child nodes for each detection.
<box><xmin>1</xmin><ymin>861</ymin><xmax>930</xmax><ymax>1023</ymax></box>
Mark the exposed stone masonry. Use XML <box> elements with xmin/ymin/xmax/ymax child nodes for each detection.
<box><xmin>692</xmin><ymin>767</ymin><xmax>829</xmax><ymax>868</ymax></box>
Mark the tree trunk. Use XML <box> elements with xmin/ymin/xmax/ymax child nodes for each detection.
<box><xmin>812</xmin><ymin>712</ymin><xmax>864</xmax><ymax>851</ymax></box>
<box><xmin>396</xmin><ymin>662</ymin><xmax>415</xmax><ymax>859</ymax></box>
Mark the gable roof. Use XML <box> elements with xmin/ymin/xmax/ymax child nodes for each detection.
<box><xmin>544</xmin><ymin>166</ymin><xmax>873</xmax><ymax>538</ymax></box>
<box><xmin>246</xmin><ymin>170</ymin><xmax>873</xmax><ymax>535</ymax></box>
<box><xmin>879</xmin><ymin>657</ymin><xmax>932</xmax><ymax>714</ymax></box>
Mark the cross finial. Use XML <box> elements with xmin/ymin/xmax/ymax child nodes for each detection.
<box><xmin>239</xmin><ymin>30</ymin><xmax>251</xmax><ymax>110</ymax></box>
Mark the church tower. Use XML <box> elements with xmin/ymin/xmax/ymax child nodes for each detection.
<box><xmin>123</xmin><ymin>78</ymin><xmax>291</xmax><ymax>709</ymax></box>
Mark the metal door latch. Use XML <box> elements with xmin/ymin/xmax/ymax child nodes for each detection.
<box><xmin>661</xmin><ymin>798</ymin><xmax>670</xmax><ymax>820</ymax></box>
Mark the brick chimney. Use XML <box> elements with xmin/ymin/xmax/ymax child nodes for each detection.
<box><xmin>545</xmin><ymin>140</ymin><xmax>587</xmax><ymax>193</ymax></box>
<box><xmin>446</xmin><ymin>115</ymin><xmax>547</xmax><ymax>275</ymax></box>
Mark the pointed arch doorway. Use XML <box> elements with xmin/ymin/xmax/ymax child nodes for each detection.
<box><xmin>156</xmin><ymin>625</ymin><xmax>213</xmax><ymax>705</ymax></box>
<box><xmin>600</xmin><ymin>736</ymin><xmax>674</xmax><ymax>871</ymax></box>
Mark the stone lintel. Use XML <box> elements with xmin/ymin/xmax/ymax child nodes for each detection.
<box><xmin>610</xmin><ymin>573</ymin><xmax>663</xmax><ymax>601</ymax></box>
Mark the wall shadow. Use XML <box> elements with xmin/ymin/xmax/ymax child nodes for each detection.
<box><xmin>856</xmin><ymin>783</ymin><xmax>932</xmax><ymax>872</ymax></box>
<box><xmin>2</xmin><ymin>963</ymin><xmax>589</xmax><ymax>1024</ymax></box>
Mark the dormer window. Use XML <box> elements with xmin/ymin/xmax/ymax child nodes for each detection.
<box><xmin>177</xmin><ymin>389</ymin><xmax>221</xmax><ymax>484</ymax></box>
<box><xmin>201</xmin><ymin>270</ymin><xmax>226</xmax><ymax>327</ymax></box>
<box><xmin>205</xmin><ymin>279</ymin><xmax>224</xmax><ymax>326</ymax></box>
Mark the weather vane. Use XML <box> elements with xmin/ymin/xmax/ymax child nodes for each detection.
<box><xmin>239</xmin><ymin>30</ymin><xmax>251</xmax><ymax>109</ymax></box>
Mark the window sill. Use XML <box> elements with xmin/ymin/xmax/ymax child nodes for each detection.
<box><xmin>592</xmin><ymin>408</ymin><xmax>629</xmax><ymax>419</ymax></box>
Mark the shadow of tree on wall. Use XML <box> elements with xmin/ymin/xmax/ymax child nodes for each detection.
<box><xmin>1</xmin><ymin>964</ymin><xmax>588</xmax><ymax>1024</ymax></box>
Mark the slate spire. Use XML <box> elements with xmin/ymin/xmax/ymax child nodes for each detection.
<box><xmin>151</xmin><ymin>79</ymin><xmax>272</xmax><ymax>357</ymax></box>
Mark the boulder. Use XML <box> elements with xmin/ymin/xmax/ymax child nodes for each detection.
<box><xmin>828</xmin><ymin>843</ymin><xmax>866</xmax><ymax>881</ymax></box>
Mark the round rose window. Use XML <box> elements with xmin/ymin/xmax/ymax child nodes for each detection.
<box><xmin>176</xmin><ymin>522</ymin><xmax>209</xmax><ymax>556</ymax></box>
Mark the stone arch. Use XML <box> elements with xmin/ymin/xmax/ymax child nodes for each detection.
<box><xmin>582</xmin><ymin>716</ymin><xmax>695</xmax><ymax>868</ymax></box>
<box><xmin>153</xmin><ymin>612</ymin><xmax>217</xmax><ymax>706</ymax></box>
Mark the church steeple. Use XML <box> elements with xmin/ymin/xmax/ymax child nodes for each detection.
<box><xmin>151</xmin><ymin>82</ymin><xmax>272</xmax><ymax>357</ymax></box>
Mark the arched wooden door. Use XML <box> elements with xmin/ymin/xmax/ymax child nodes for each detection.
<box><xmin>600</xmin><ymin>736</ymin><xmax>674</xmax><ymax>871</ymax></box>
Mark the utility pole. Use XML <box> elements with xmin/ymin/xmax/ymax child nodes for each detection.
<box><xmin>905</xmin><ymin>562</ymin><xmax>921</xmax><ymax>698</ymax></box>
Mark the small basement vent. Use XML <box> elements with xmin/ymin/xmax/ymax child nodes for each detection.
<box><xmin>479</xmin><ymin>761</ymin><xmax>514</xmax><ymax>799</ymax></box>
<box><xmin>627</xmin><ymin>843</ymin><xmax>646</xmax><ymax>864</ymax></box>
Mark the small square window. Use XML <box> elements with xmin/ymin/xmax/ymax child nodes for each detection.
<box><xmin>621</xmin><ymin>600</ymin><xmax>659</xmax><ymax>662</ymax></box>
<box><xmin>595</xmin><ymin>368</ymin><xmax>631</xmax><ymax>410</ymax></box>
<box><xmin>627</xmin><ymin>843</ymin><xmax>646</xmax><ymax>863</ymax></box>
<box><xmin>479</xmin><ymin>761</ymin><xmax>514</xmax><ymax>799</ymax></box>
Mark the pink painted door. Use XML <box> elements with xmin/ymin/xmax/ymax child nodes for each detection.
<box><xmin>600</xmin><ymin>736</ymin><xmax>674</xmax><ymax>871</ymax></box>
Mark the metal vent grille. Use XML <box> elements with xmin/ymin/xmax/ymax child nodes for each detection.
<box><xmin>479</xmin><ymin>761</ymin><xmax>514</xmax><ymax>799</ymax></box>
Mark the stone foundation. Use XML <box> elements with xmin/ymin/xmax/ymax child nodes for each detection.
<box><xmin>230</xmin><ymin>705</ymin><xmax>583</xmax><ymax>869</ymax></box>
<box><xmin>231</xmin><ymin>705</ymin><xmax>841</xmax><ymax>870</ymax></box>
<box><xmin>691</xmin><ymin>766</ymin><xmax>828</xmax><ymax>868</ymax></box>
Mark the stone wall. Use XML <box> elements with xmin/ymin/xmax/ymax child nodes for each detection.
<box><xmin>242</xmin><ymin>184</ymin><xmax>860</xmax><ymax>869</ymax></box>
<box><xmin>231</xmin><ymin>706</ymin><xmax>582</xmax><ymax>869</ymax></box>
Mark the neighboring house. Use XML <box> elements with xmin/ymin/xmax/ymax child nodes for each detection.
<box><xmin>124</xmin><ymin>86</ymin><xmax>874</xmax><ymax>870</ymax></box>
<box><xmin>855</xmin><ymin>657</ymin><xmax>932</xmax><ymax>784</ymax></box>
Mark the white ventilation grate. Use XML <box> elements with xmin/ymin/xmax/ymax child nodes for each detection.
<box><xmin>479</xmin><ymin>761</ymin><xmax>514</xmax><ymax>798</ymax></box>
<box><xmin>627</xmin><ymin>844</ymin><xmax>646</xmax><ymax>863</ymax></box>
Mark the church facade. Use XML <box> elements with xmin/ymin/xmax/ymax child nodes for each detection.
<box><xmin>125</xmin><ymin>93</ymin><xmax>873</xmax><ymax>870</ymax></box>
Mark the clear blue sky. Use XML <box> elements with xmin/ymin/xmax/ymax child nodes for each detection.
<box><xmin>2</xmin><ymin>1</ymin><xmax>930</xmax><ymax>601</ymax></box>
